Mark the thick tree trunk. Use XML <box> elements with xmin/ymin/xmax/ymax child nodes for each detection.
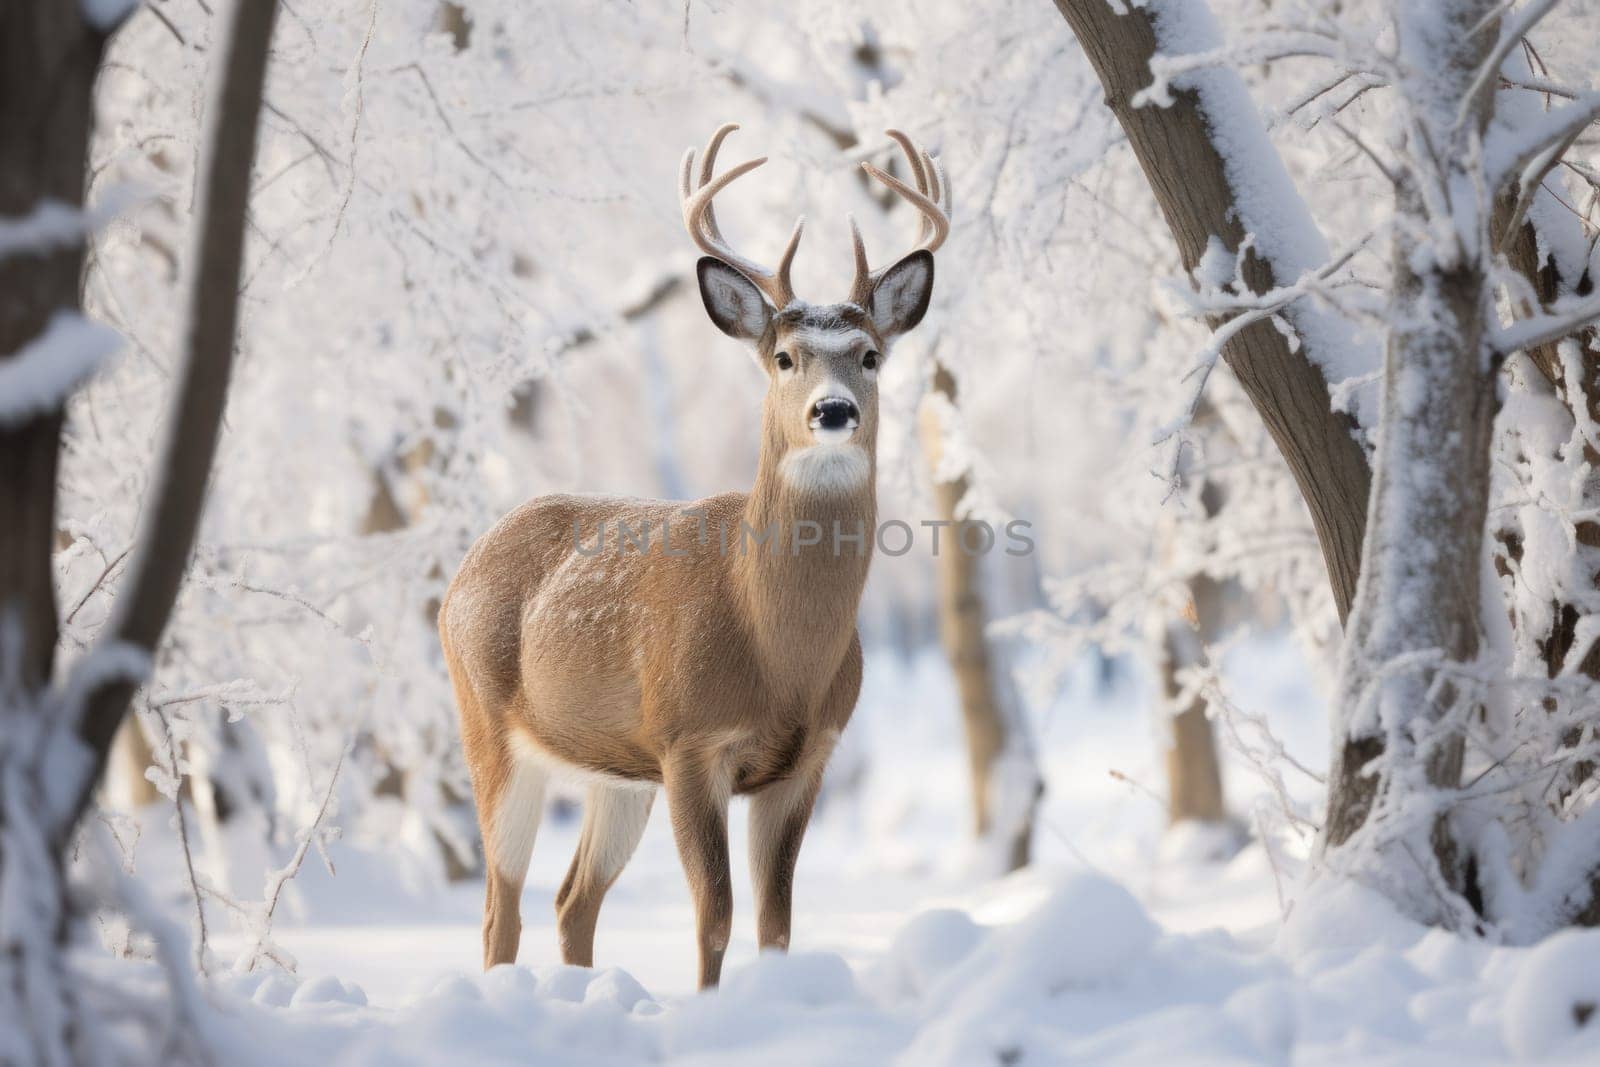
<box><xmin>919</xmin><ymin>364</ymin><xmax>1041</xmax><ymax>871</ymax></box>
<box><xmin>1319</xmin><ymin>0</ymin><xmax>1501</xmax><ymax>923</ymax></box>
<box><xmin>0</xmin><ymin>7</ymin><xmax>122</xmax><ymax>1062</ymax></box>
<box><xmin>1050</xmin><ymin>0</ymin><xmax>1372</xmax><ymax>624</ymax></box>
<box><xmin>0</xmin><ymin>5</ymin><xmax>111</xmax><ymax>691</ymax></box>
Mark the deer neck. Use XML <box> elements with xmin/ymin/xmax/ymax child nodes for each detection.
<box><xmin>730</xmin><ymin>426</ymin><xmax>876</xmax><ymax>700</ymax></box>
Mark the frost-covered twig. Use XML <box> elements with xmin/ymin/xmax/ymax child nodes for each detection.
<box><xmin>313</xmin><ymin>0</ymin><xmax>377</xmax><ymax>271</ymax></box>
<box><xmin>1107</xmin><ymin>768</ymin><xmax>1167</xmax><ymax>809</ymax></box>
<box><xmin>63</xmin><ymin>545</ymin><xmax>132</xmax><ymax>627</ymax></box>
<box><xmin>83</xmin><ymin>823</ymin><xmax>221</xmax><ymax>1063</ymax></box>
<box><xmin>236</xmin><ymin>743</ymin><xmax>347</xmax><ymax>973</ymax></box>
<box><xmin>1152</xmin><ymin>230</ymin><xmax>1374</xmax><ymax>488</ymax></box>
<box><xmin>1180</xmin><ymin>658</ymin><xmax>1322</xmax><ymax>835</ymax></box>
<box><xmin>144</xmin><ymin>703</ymin><xmax>210</xmax><ymax>976</ymax></box>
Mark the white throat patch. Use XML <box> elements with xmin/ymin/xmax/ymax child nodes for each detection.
<box><xmin>780</xmin><ymin>444</ymin><xmax>870</xmax><ymax>495</ymax></box>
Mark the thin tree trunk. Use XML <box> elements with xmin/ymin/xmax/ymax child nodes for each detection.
<box><xmin>1168</xmin><ymin>700</ymin><xmax>1226</xmax><ymax>823</ymax></box>
<box><xmin>1162</xmin><ymin>576</ymin><xmax>1227</xmax><ymax>825</ymax></box>
<box><xmin>107</xmin><ymin>717</ymin><xmax>162</xmax><ymax>809</ymax></box>
<box><xmin>919</xmin><ymin>363</ymin><xmax>1041</xmax><ymax>871</ymax></box>
<box><xmin>1049</xmin><ymin>0</ymin><xmax>1371</xmax><ymax>623</ymax></box>
<box><xmin>70</xmin><ymin>0</ymin><xmax>281</xmax><ymax>829</ymax></box>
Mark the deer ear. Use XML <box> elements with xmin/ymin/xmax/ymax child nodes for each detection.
<box><xmin>868</xmin><ymin>250</ymin><xmax>934</xmax><ymax>339</ymax></box>
<box><xmin>697</xmin><ymin>257</ymin><xmax>772</xmax><ymax>340</ymax></box>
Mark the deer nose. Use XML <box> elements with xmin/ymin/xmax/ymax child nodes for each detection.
<box><xmin>810</xmin><ymin>397</ymin><xmax>860</xmax><ymax>435</ymax></box>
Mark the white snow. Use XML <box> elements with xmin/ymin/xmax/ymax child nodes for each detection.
<box><xmin>0</xmin><ymin>312</ymin><xmax>121</xmax><ymax>427</ymax></box>
<box><xmin>1138</xmin><ymin>0</ymin><xmax>1382</xmax><ymax>431</ymax></box>
<box><xmin>0</xmin><ymin>201</ymin><xmax>96</xmax><ymax>259</ymax></box>
<box><xmin>1502</xmin><ymin>929</ymin><xmax>1600</xmax><ymax>1058</ymax></box>
<box><xmin>77</xmin><ymin>635</ymin><xmax>1600</xmax><ymax>1064</ymax></box>
<box><xmin>45</xmin><ymin>0</ymin><xmax>1600</xmax><ymax>1060</ymax></box>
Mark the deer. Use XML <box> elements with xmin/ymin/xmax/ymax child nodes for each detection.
<box><xmin>438</xmin><ymin>123</ymin><xmax>951</xmax><ymax>990</ymax></box>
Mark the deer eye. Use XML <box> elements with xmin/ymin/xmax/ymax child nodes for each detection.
<box><xmin>861</xmin><ymin>350</ymin><xmax>880</xmax><ymax>371</ymax></box>
<box><xmin>775</xmin><ymin>351</ymin><xmax>794</xmax><ymax>371</ymax></box>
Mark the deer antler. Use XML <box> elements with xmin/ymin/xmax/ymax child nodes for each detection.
<box><xmin>680</xmin><ymin>123</ymin><xmax>805</xmax><ymax>311</ymax></box>
<box><xmin>849</xmin><ymin>129</ymin><xmax>951</xmax><ymax>307</ymax></box>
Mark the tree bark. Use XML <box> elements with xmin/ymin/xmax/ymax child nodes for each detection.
<box><xmin>0</xmin><ymin>4</ymin><xmax>112</xmax><ymax>691</ymax></box>
<box><xmin>1162</xmin><ymin>576</ymin><xmax>1228</xmax><ymax>825</ymax></box>
<box><xmin>0</xmin><ymin>8</ymin><xmax>119</xmax><ymax>1060</ymax></box>
<box><xmin>1049</xmin><ymin>0</ymin><xmax>1372</xmax><ymax>623</ymax></box>
<box><xmin>919</xmin><ymin>364</ymin><xmax>1041</xmax><ymax>871</ymax></box>
<box><xmin>1319</xmin><ymin>0</ymin><xmax>1501</xmax><ymax>923</ymax></box>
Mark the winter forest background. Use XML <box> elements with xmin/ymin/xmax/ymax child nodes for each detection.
<box><xmin>8</xmin><ymin>0</ymin><xmax>1600</xmax><ymax>1061</ymax></box>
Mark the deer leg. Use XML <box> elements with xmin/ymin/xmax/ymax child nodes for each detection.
<box><xmin>555</xmin><ymin>784</ymin><xmax>655</xmax><ymax>967</ymax></box>
<box><xmin>475</xmin><ymin>749</ymin><xmax>547</xmax><ymax>969</ymax></box>
<box><xmin>748</xmin><ymin>771</ymin><xmax>821</xmax><ymax>952</ymax></box>
<box><xmin>663</xmin><ymin>756</ymin><xmax>733</xmax><ymax>989</ymax></box>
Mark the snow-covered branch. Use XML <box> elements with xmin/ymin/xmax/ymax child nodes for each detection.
<box><xmin>1494</xmin><ymin>294</ymin><xmax>1600</xmax><ymax>357</ymax></box>
<box><xmin>1489</xmin><ymin>91</ymin><xmax>1600</xmax><ymax>193</ymax></box>
<box><xmin>0</xmin><ymin>313</ymin><xmax>121</xmax><ymax>428</ymax></box>
<box><xmin>1457</xmin><ymin>0</ymin><xmax>1562</xmax><ymax>131</ymax></box>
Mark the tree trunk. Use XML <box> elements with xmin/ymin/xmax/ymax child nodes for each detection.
<box><xmin>1319</xmin><ymin>0</ymin><xmax>1501</xmax><ymax>924</ymax></box>
<box><xmin>71</xmin><ymin>0</ymin><xmax>281</xmax><ymax>823</ymax></box>
<box><xmin>0</xmin><ymin>8</ymin><xmax>118</xmax><ymax>1059</ymax></box>
<box><xmin>106</xmin><ymin>717</ymin><xmax>162</xmax><ymax>809</ymax></box>
<box><xmin>1162</xmin><ymin>576</ymin><xmax>1227</xmax><ymax>825</ymax></box>
<box><xmin>0</xmin><ymin>4</ymin><xmax>111</xmax><ymax>692</ymax></box>
<box><xmin>1049</xmin><ymin>0</ymin><xmax>1372</xmax><ymax>623</ymax></box>
<box><xmin>919</xmin><ymin>363</ymin><xmax>1042</xmax><ymax>872</ymax></box>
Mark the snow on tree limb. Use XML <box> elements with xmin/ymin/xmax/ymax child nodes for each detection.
<box><xmin>1494</xmin><ymin>294</ymin><xmax>1600</xmax><ymax>357</ymax></box>
<box><xmin>0</xmin><ymin>197</ymin><xmax>122</xmax><ymax>260</ymax></box>
<box><xmin>1488</xmin><ymin>91</ymin><xmax>1600</xmax><ymax>194</ymax></box>
<box><xmin>1051</xmin><ymin>0</ymin><xmax>1374</xmax><ymax>621</ymax></box>
<box><xmin>0</xmin><ymin>312</ymin><xmax>120</xmax><ymax>427</ymax></box>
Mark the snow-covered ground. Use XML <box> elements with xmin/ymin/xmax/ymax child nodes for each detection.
<box><xmin>104</xmin><ymin>636</ymin><xmax>1600</xmax><ymax>1063</ymax></box>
